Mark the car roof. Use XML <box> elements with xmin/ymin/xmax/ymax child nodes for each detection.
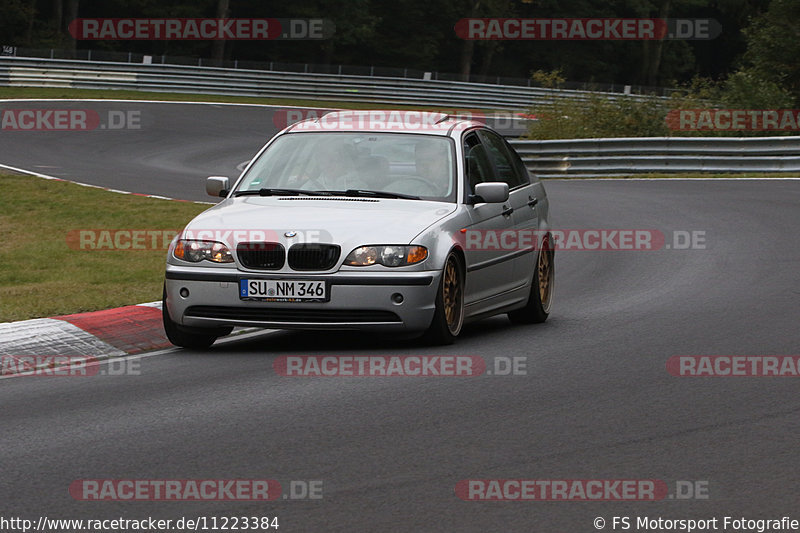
<box><xmin>285</xmin><ymin>110</ymin><xmax>486</xmax><ymax>136</ymax></box>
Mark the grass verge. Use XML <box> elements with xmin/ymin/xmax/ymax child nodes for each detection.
<box><xmin>0</xmin><ymin>173</ymin><xmax>207</xmax><ymax>322</ymax></box>
<box><xmin>1</xmin><ymin>164</ymin><xmax>795</xmax><ymax>322</ymax></box>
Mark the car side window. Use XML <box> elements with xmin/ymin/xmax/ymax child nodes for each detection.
<box><xmin>463</xmin><ymin>132</ymin><xmax>493</xmax><ymax>193</ymax></box>
<box><xmin>504</xmin><ymin>137</ymin><xmax>534</xmax><ymax>185</ymax></box>
<box><xmin>477</xmin><ymin>129</ymin><xmax>524</xmax><ymax>189</ymax></box>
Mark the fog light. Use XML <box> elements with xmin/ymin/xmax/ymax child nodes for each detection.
<box><xmin>391</xmin><ymin>293</ymin><xmax>404</xmax><ymax>304</ymax></box>
<box><xmin>180</xmin><ymin>288</ymin><xmax>190</xmax><ymax>298</ymax></box>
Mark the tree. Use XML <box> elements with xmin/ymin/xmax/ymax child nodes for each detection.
<box><xmin>743</xmin><ymin>0</ymin><xmax>800</xmax><ymax>104</ymax></box>
<box><xmin>210</xmin><ymin>0</ymin><xmax>229</xmax><ymax>64</ymax></box>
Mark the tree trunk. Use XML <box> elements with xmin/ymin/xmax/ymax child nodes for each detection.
<box><xmin>65</xmin><ymin>0</ymin><xmax>79</xmax><ymax>54</ymax></box>
<box><xmin>643</xmin><ymin>0</ymin><xmax>671</xmax><ymax>87</ymax></box>
<box><xmin>24</xmin><ymin>0</ymin><xmax>37</xmax><ymax>45</ymax></box>
<box><xmin>52</xmin><ymin>0</ymin><xmax>63</xmax><ymax>30</ymax></box>
<box><xmin>477</xmin><ymin>42</ymin><xmax>498</xmax><ymax>78</ymax></box>
<box><xmin>458</xmin><ymin>0</ymin><xmax>481</xmax><ymax>81</ymax></box>
<box><xmin>211</xmin><ymin>0</ymin><xmax>230</xmax><ymax>65</ymax></box>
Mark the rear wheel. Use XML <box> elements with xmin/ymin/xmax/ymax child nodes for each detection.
<box><xmin>162</xmin><ymin>285</ymin><xmax>232</xmax><ymax>349</ymax></box>
<box><xmin>423</xmin><ymin>253</ymin><xmax>465</xmax><ymax>345</ymax></box>
<box><xmin>508</xmin><ymin>233</ymin><xmax>554</xmax><ymax>324</ymax></box>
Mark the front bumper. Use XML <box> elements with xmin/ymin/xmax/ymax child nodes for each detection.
<box><xmin>164</xmin><ymin>266</ymin><xmax>440</xmax><ymax>332</ymax></box>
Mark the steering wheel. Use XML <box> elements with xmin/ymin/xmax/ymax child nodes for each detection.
<box><xmin>388</xmin><ymin>175</ymin><xmax>442</xmax><ymax>197</ymax></box>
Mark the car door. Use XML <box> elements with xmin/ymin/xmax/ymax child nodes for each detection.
<box><xmin>476</xmin><ymin>129</ymin><xmax>539</xmax><ymax>290</ymax></box>
<box><xmin>461</xmin><ymin>130</ymin><xmax>519</xmax><ymax>314</ymax></box>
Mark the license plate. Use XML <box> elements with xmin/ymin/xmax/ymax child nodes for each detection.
<box><xmin>239</xmin><ymin>279</ymin><xmax>328</xmax><ymax>302</ymax></box>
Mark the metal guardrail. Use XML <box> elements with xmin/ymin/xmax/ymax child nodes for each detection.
<box><xmin>2</xmin><ymin>45</ymin><xmax>677</xmax><ymax>95</ymax></box>
<box><xmin>1</xmin><ymin>57</ymin><xmax>796</xmax><ymax>176</ymax></box>
<box><xmin>0</xmin><ymin>57</ymin><xmax>662</xmax><ymax>111</ymax></box>
<box><xmin>507</xmin><ymin>137</ymin><xmax>800</xmax><ymax>177</ymax></box>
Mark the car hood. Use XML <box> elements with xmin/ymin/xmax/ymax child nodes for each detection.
<box><xmin>182</xmin><ymin>196</ymin><xmax>458</xmax><ymax>248</ymax></box>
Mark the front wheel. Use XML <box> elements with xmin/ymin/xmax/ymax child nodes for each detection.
<box><xmin>423</xmin><ymin>253</ymin><xmax>465</xmax><ymax>345</ymax></box>
<box><xmin>508</xmin><ymin>233</ymin><xmax>554</xmax><ymax>324</ymax></box>
<box><xmin>162</xmin><ymin>285</ymin><xmax>232</xmax><ymax>350</ymax></box>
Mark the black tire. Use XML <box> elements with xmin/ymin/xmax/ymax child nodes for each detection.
<box><xmin>508</xmin><ymin>233</ymin><xmax>554</xmax><ymax>324</ymax></box>
<box><xmin>422</xmin><ymin>252</ymin><xmax>465</xmax><ymax>345</ymax></box>
<box><xmin>162</xmin><ymin>286</ymin><xmax>232</xmax><ymax>350</ymax></box>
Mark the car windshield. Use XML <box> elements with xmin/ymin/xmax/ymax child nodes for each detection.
<box><xmin>235</xmin><ymin>132</ymin><xmax>457</xmax><ymax>202</ymax></box>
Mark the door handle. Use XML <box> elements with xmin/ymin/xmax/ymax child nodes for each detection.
<box><xmin>527</xmin><ymin>196</ymin><xmax>538</xmax><ymax>208</ymax></box>
<box><xmin>501</xmin><ymin>206</ymin><xmax>514</xmax><ymax>217</ymax></box>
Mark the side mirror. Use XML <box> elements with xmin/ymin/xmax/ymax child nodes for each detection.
<box><xmin>206</xmin><ymin>176</ymin><xmax>230</xmax><ymax>198</ymax></box>
<box><xmin>472</xmin><ymin>182</ymin><xmax>509</xmax><ymax>204</ymax></box>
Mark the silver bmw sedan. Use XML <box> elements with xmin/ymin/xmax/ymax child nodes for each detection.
<box><xmin>163</xmin><ymin>110</ymin><xmax>554</xmax><ymax>348</ymax></box>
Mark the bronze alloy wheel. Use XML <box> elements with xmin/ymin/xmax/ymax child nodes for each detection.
<box><xmin>442</xmin><ymin>255</ymin><xmax>464</xmax><ymax>334</ymax></box>
<box><xmin>538</xmin><ymin>240</ymin><xmax>554</xmax><ymax>313</ymax></box>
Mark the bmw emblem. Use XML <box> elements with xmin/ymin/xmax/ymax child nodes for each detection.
<box><xmin>284</xmin><ymin>231</ymin><xmax>297</xmax><ymax>238</ymax></box>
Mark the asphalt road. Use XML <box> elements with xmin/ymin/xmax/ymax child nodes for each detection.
<box><xmin>1</xmin><ymin>100</ymin><xmax>799</xmax><ymax>532</ymax></box>
<box><xmin>0</xmin><ymin>100</ymin><xmax>530</xmax><ymax>201</ymax></box>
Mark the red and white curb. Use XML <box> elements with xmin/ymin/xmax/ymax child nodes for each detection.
<box><xmin>0</xmin><ymin>302</ymin><xmax>170</xmax><ymax>376</ymax></box>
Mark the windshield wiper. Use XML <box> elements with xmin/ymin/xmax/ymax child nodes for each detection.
<box><xmin>325</xmin><ymin>189</ymin><xmax>421</xmax><ymax>200</ymax></box>
<box><xmin>234</xmin><ymin>188</ymin><xmax>326</xmax><ymax>197</ymax></box>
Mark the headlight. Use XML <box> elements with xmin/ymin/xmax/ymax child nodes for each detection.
<box><xmin>173</xmin><ymin>240</ymin><xmax>233</xmax><ymax>263</ymax></box>
<box><xmin>344</xmin><ymin>245</ymin><xmax>428</xmax><ymax>267</ymax></box>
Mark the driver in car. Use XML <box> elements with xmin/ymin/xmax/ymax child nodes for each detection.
<box><xmin>414</xmin><ymin>141</ymin><xmax>451</xmax><ymax>195</ymax></box>
<box><xmin>288</xmin><ymin>142</ymin><xmax>365</xmax><ymax>191</ymax></box>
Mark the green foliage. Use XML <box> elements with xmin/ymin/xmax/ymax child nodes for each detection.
<box><xmin>526</xmin><ymin>93</ymin><xmax>669</xmax><ymax>139</ymax></box>
<box><xmin>3</xmin><ymin>0</ymin><xmax>776</xmax><ymax>90</ymax></box>
<box><xmin>526</xmin><ymin>70</ymin><xmax>669</xmax><ymax>139</ymax></box>
<box><xmin>742</xmin><ymin>0</ymin><xmax>800</xmax><ymax>105</ymax></box>
<box><xmin>526</xmin><ymin>65</ymin><xmax>797</xmax><ymax>140</ymax></box>
<box><xmin>719</xmin><ymin>69</ymin><xmax>793</xmax><ymax>108</ymax></box>
<box><xmin>0</xmin><ymin>0</ymin><xmax>34</xmax><ymax>43</ymax></box>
